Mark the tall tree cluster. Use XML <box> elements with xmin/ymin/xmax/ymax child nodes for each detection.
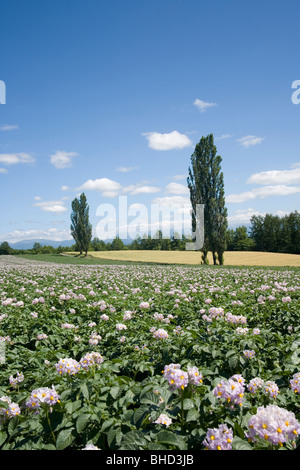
<box><xmin>70</xmin><ymin>193</ymin><xmax>92</xmax><ymax>255</ymax></box>
<box><xmin>250</xmin><ymin>211</ymin><xmax>300</xmax><ymax>254</ymax></box>
<box><xmin>187</xmin><ymin>134</ymin><xmax>228</xmax><ymax>264</ymax></box>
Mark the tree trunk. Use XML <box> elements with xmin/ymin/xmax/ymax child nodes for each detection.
<box><xmin>217</xmin><ymin>251</ymin><xmax>224</xmax><ymax>265</ymax></box>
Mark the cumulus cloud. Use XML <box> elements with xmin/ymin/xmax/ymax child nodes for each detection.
<box><xmin>226</xmin><ymin>185</ymin><xmax>300</xmax><ymax>203</ymax></box>
<box><xmin>228</xmin><ymin>208</ymin><xmax>265</xmax><ymax>224</ymax></box>
<box><xmin>193</xmin><ymin>99</ymin><xmax>217</xmax><ymax>112</ymax></box>
<box><xmin>78</xmin><ymin>178</ymin><xmax>122</xmax><ymax>198</ymax></box>
<box><xmin>165</xmin><ymin>182</ymin><xmax>189</xmax><ymax>195</ymax></box>
<box><xmin>151</xmin><ymin>196</ymin><xmax>192</xmax><ymax>235</ymax></box>
<box><xmin>130</xmin><ymin>185</ymin><xmax>161</xmax><ymax>195</ymax></box>
<box><xmin>0</xmin><ymin>153</ymin><xmax>35</xmax><ymax>165</ymax></box>
<box><xmin>0</xmin><ymin>168</ymin><xmax>8</xmax><ymax>174</ymax></box>
<box><xmin>247</xmin><ymin>165</ymin><xmax>300</xmax><ymax>185</ymax></box>
<box><xmin>152</xmin><ymin>195</ymin><xmax>191</xmax><ymax>207</ymax></box>
<box><xmin>0</xmin><ymin>228</ymin><xmax>71</xmax><ymax>244</ymax></box>
<box><xmin>61</xmin><ymin>185</ymin><xmax>70</xmax><ymax>191</ymax></box>
<box><xmin>142</xmin><ymin>130</ymin><xmax>192</xmax><ymax>151</ymax></box>
<box><xmin>228</xmin><ymin>208</ymin><xmax>291</xmax><ymax>226</ymax></box>
<box><xmin>34</xmin><ymin>200</ymin><xmax>68</xmax><ymax>213</ymax></box>
<box><xmin>50</xmin><ymin>150</ymin><xmax>78</xmax><ymax>169</ymax></box>
<box><xmin>237</xmin><ymin>135</ymin><xmax>265</xmax><ymax>148</ymax></box>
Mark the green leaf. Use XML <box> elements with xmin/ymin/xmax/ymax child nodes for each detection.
<box><xmin>182</xmin><ymin>398</ymin><xmax>194</xmax><ymax>410</ymax></box>
<box><xmin>110</xmin><ymin>386</ymin><xmax>120</xmax><ymax>399</ymax></box>
<box><xmin>0</xmin><ymin>431</ymin><xmax>7</xmax><ymax>447</ymax></box>
<box><xmin>121</xmin><ymin>430</ymin><xmax>148</xmax><ymax>450</ymax></box>
<box><xmin>56</xmin><ymin>428</ymin><xmax>76</xmax><ymax>450</ymax></box>
<box><xmin>80</xmin><ymin>382</ymin><xmax>90</xmax><ymax>401</ymax></box>
<box><xmin>101</xmin><ymin>418</ymin><xmax>115</xmax><ymax>432</ymax></box>
<box><xmin>43</xmin><ymin>444</ymin><xmax>56</xmax><ymax>450</ymax></box>
<box><xmin>133</xmin><ymin>406</ymin><xmax>149</xmax><ymax>427</ymax></box>
<box><xmin>186</xmin><ymin>408</ymin><xmax>200</xmax><ymax>422</ymax></box>
<box><xmin>232</xmin><ymin>436</ymin><xmax>253</xmax><ymax>450</ymax></box>
<box><xmin>156</xmin><ymin>430</ymin><xmax>185</xmax><ymax>448</ymax></box>
<box><xmin>140</xmin><ymin>392</ymin><xmax>160</xmax><ymax>406</ymax></box>
<box><xmin>0</xmin><ymin>401</ymin><xmax>9</xmax><ymax>410</ymax></box>
<box><xmin>107</xmin><ymin>428</ymin><xmax>122</xmax><ymax>448</ymax></box>
<box><xmin>76</xmin><ymin>413</ymin><xmax>91</xmax><ymax>433</ymax></box>
<box><xmin>228</xmin><ymin>354</ymin><xmax>238</xmax><ymax>369</ymax></box>
<box><xmin>8</xmin><ymin>417</ymin><xmax>19</xmax><ymax>436</ymax></box>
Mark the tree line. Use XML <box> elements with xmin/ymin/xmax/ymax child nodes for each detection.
<box><xmin>79</xmin><ymin>211</ymin><xmax>300</xmax><ymax>254</ymax></box>
<box><xmin>1</xmin><ymin>210</ymin><xmax>299</xmax><ymax>256</ymax></box>
<box><xmin>1</xmin><ymin>134</ymin><xmax>299</xmax><ymax>260</ymax></box>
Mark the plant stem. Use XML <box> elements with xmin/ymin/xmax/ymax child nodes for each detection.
<box><xmin>46</xmin><ymin>409</ymin><xmax>56</xmax><ymax>444</ymax></box>
<box><xmin>180</xmin><ymin>389</ymin><xmax>186</xmax><ymax>434</ymax></box>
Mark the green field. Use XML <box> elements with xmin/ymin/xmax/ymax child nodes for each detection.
<box><xmin>0</xmin><ymin>255</ymin><xmax>299</xmax><ymax>450</ymax></box>
<box><xmin>15</xmin><ymin>253</ymin><xmax>139</xmax><ymax>265</ymax></box>
<box><xmin>13</xmin><ymin>252</ymin><xmax>300</xmax><ymax>271</ymax></box>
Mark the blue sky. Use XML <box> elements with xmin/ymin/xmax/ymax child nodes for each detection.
<box><xmin>1</xmin><ymin>0</ymin><xmax>300</xmax><ymax>243</ymax></box>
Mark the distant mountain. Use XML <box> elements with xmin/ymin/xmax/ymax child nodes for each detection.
<box><xmin>9</xmin><ymin>239</ymin><xmax>74</xmax><ymax>250</ymax></box>
<box><xmin>8</xmin><ymin>238</ymin><xmax>134</xmax><ymax>250</ymax></box>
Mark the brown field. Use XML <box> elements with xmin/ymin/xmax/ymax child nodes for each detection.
<box><xmin>65</xmin><ymin>250</ymin><xmax>300</xmax><ymax>267</ymax></box>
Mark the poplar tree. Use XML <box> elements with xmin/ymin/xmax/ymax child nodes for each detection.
<box><xmin>187</xmin><ymin>134</ymin><xmax>228</xmax><ymax>264</ymax></box>
<box><xmin>70</xmin><ymin>193</ymin><xmax>92</xmax><ymax>256</ymax></box>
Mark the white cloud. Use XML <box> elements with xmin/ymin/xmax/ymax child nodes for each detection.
<box><xmin>130</xmin><ymin>185</ymin><xmax>161</xmax><ymax>195</ymax></box>
<box><xmin>142</xmin><ymin>130</ymin><xmax>192</xmax><ymax>151</ymax></box>
<box><xmin>151</xmin><ymin>196</ymin><xmax>192</xmax><ymax>234</ymax></box>
<box><xmin>226</xmin><ymin>185</ymin><xmax>300</xmax><ymax>203</ymax></box>
<box><xmin>216</xmin><ymin>134</ymin><xmax>233</xmax><ymax>140</ymax></box>
<box><xmin>193</xmin><ymin>98</ymin><xmax>217</xmax><ymax>112</ymax></box>
<box><xmin>247</xmin><ymin>165</ymin><xmax>300</xmax><ymax>185</ymax></box>
<box><xmin>78</xmin><ymin>178</ymin><xmax>122</xmax><ymax>198</ymax></box>
<box><xmin>228</xmin><ymin>208</ymin><xmax>265</xmax><ymax>224</ymax></box>
<box><xmin>152</xmin><ymin>195</ymin><xmax>191</xmax><ymax>207</ymax></box>
<box><xmin>77</xmin><ymin>176</ymin><xmax>184</xmax><ymax>200</ymax></box>
<box><xmin>237</xmin><ymin>135</ymin><xmax>265</xmax><ymax>148</ymax></box>
<box><xmin>34</xmin><ymin>200</ymin><xmax>68</xmax><ymax>213</ymax></box>
<box><xmin>0</xmin><ymin>153</ymin><xmax>35</xmax><ymax>165</ymax></box>
<box><xmin>165</xmin><ymin>182</ymin><xmax>189</xmax><ymax>195</ymax></box>
<box><xmin>34</xmin><ymin>196</ymin><xmax>42</xmax><ymax>201</ymax></box>
<box><xmin>228</xmin><ymin>208</ymin><xmax>291</xmax><ymax>226</ymax></box>
<box><xmin>0</xmin><ymin>124</ymin><xmax>19</xmax><ymax>131</ymax></box>
<box><xmin>116</xmin><ymin>166</ymin><xmax>139</xmax><ymax>173</ymax></box>
<box><xmin>0</xmin><ymin>228</ymin><xmax>71</xmax><ymax>244</ymax></box>
<box><xmin>0</xmin><ymin>168</ymin><xmax>8</xmax><ymax>174</ymax></box>
<box><xmin>61</xmin><ymin>185</ymin><xmax>70</xmax><ymax>191</ymax></box>
<box><xmin>50</xmin><ymin>150</ymin><xmax>78</xmax><ymax>169</ymax></box>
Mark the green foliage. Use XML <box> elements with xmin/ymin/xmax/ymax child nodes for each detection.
<box><xmin>250</xmin><ymin>211</ymin><xmax>300</xmax><ymax>254</ymax></box>
<box><xmin>0</xmin><ymin>261</ymin><xmax>299</xmax><ymax>450</ymax></box>
<box><xmin>0</xmin><ymin>241</ymin><xmax>12</xmax><ymax>255</ymax></box>
<box><xmin>111</xmin><ymin>237</ymin><xmax>125</xmax><ymax>251</ymax></box>
<box><xmin>226</xmin><ymin>226</ymin><xmax>255</xmax><ymax>251</ymax></box>
<box><xmin>187</xmin><ymin>134</ymin><xmax>228</xmax><ymax>265</ymax></box>
<box><xmin>70</xmin><ymin>193</ymin><xmax>92</xmax><ymax>255</ymax></box>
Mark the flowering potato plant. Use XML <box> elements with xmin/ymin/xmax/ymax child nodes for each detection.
<box><xmin>0</xmin><ymin>256</ymin><xmax>299</xmax><ymax>450</ymax></box>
